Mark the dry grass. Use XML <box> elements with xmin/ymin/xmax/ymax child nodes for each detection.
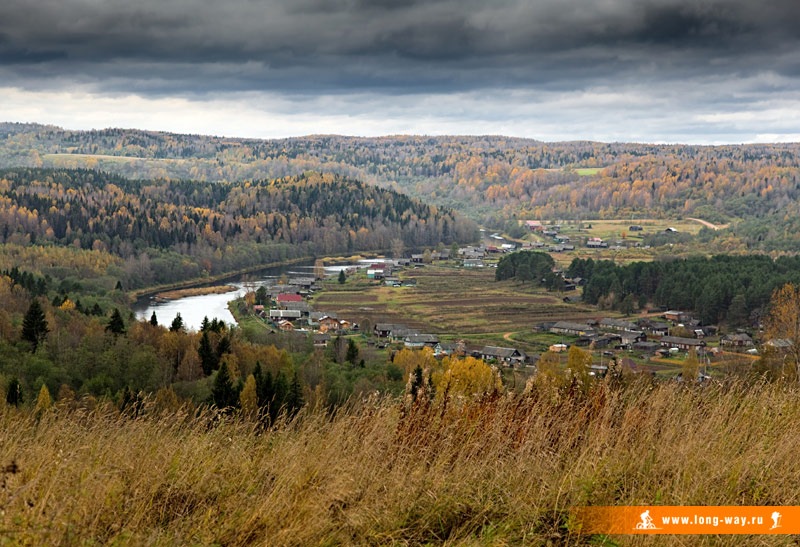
<box><xmin>2</xmin><ymin>380</ymin><xmax>800</xmax><ymax>545</ymax></box>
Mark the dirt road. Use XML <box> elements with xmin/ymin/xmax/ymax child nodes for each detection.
<box><xmin>686</xmin><ymin>217</ymin><xmax>729</xmax><ymax>230</ymax></box>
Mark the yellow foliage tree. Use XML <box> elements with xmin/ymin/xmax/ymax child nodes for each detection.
<box><xmin>34</xmin><ymin>384</ymin><xmax>52</xmax><ymax>416</ymax></box>
<box><xmin>527</xmin><ymin>351</ymin><xmax>567</xmax><ymax>391</ymax></box>
<box><xmin>764</xmin><ymin>282</ymin><xmax>800</xmax><ymax>381</ymax></box>
<box><xmin>153</xmin><ymin>386</ymin><xmax>181</xmax><ymax>414</ymax></box>
<box><xmin>432</xmin><ymin>356</ymin><xmax>501</xmax><ymax>400</ymax></box>
<box><xmin>567</xmin><ymin>345</ymin><xmax>592</xmax><ymax>386</ymax></box>
<box><xmin>393</xmin><ymin>347</ymin><xmax>437</xmax><ymax>381</ymax></box>
<box><xmin>682</xmin><ymin>349</ymin><xmax>700</xmax><ymax>383</ymax></box>
<box><xmin>239</xmin><ymin>374</ymin><xmax>258</xmax><ymax>418</ymax></box>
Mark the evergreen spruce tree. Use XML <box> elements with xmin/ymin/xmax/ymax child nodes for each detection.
<box><xmin>198</xmin><ymin>330</ymin><xmax>218</xmax><ymax>375</ymax></box>
<box><xmin>216</xmin><ymin>334</ymin><xmax>232</xmax><ymax>359</ymax></box>
<box><xmin>286</xmin><ymin>371</ymin><xmax>304</xmax><ymax>416</ymax></box>
<box><xmin>257</xmin><ymin>368</ymin><xmax>274</xmax><ymax>411</ymax></box>
<box><xmin>149</xmin><ymin>311</ymin><xmax>158</xmax><ymax>326</ymax></box>
<box><xmin>211</xmin><ymin>362</ymin><xmax>239</xmax><ymax>409</ymax></box>
<box><xmin>252</xmin><ymin>361</ymin><xmax>268</xmax><ymax>408</ymax></box>
<box><xmin>6</xmin><ymin>377</ymin><xmax>22</xmax><ymax>406</ymax></box>
<box><xmin>346</xmin><ymin>338</ymin><xmax>359</xmax><ymax>365</ymax></box>
<box><xmin>409</xmin><ymin>365</ymin><xmax>425</xmax><ymax>401</ymax></box>
<box><xmin>338</xmin><ymin>269</ymin><xmax>346</xmax><ymax>284</ymax></box>
<box><xmin>270</xmin><ymin>371</ymin><xmax>289</xmax><ymax>421</ymax></box>
<box><xmin>21</xmin><ymin>299</ymin><xmax>49</xmax><ymax>352</ymax></box>
<box><xmin>255</xmin><ymin>286</ymin><xmax>268</xmax><ymax>305</ymax></box>
<box><xmin>106</xmin><ymin>308</ymin><xmax>126</xmax><ymax>335</ymax></box>
<box><xmin>169</xmin><ymin>313</ymin><xmax>184</xmax><ymax>332</ymax></box>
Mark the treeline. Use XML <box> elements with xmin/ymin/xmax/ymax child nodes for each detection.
<box><xmin>0</xmin><ymin>168</ymin><xmax>477</xmax><ymax>288</ymax></box>
<box><xmin>3</xmin><ymin>125</ymin><xmax>800</xmax><ymax>249</ymax></box>
<box><xmin>568</xmin><ymin>254</ymin><xmax>800</xmax><ymax>326</ymax></box>
<box><xmin>494</xmin><ymin>251</ymin><xmax>562</xmax><ymax>290</ymax></box>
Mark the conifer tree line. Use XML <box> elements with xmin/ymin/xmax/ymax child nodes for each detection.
<box><xmin>569</xmin><ymin>254</ymin><xmax>800</xmax><ymax>326</ymax></box>
<box><xmin>495</xmin><ymin>251</ymin><xmax>563</xmax><ymax>290</ymax></box>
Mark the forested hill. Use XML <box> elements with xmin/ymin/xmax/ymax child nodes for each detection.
<box><xmin>0</xmin><ymin>168</ymin><xmax>476</xmax><ymax>288</ymax></box>
<box><xmin>4</xmin><ymin>123</ymin><xmax>800</xmax><ymax>249</ymax></box>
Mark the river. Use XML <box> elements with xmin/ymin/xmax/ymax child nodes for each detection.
<box><xmin>133</xmin><ymin>261</ymin><xmax>314</xmax><ymax>331</ymax></box>
<box><xmin>132</xmin><ymin>260</ymin><xmax>372</xmax><ymax>331</ymax></box>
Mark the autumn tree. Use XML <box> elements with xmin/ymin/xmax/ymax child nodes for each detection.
<box><xmin>432</xmin><ymin>356</ymin><xmax>501</xmax><ymax>400</ymax></box>
<box><xmin>314</xmin><ymin>259</ymin><xmax>325</xmax><ymax>280</ymax></box>
<box><xmin>34</xmin><ymin>384</ymin><xmax>52</xmax><ymax>416</ymax></box>
<box><xmin>682</xmin><ymin>349</ymin><xmax>700</xmax><ymax>383</ymax></box>
<box><xmin>239</xmin><ymin>374</ymin><xmax>258</xmax><ymax>417</ymax></box>
<box><xmin>566</xmin><ymin>345</ymin><xmax>592</xmax><ymax>387</ymax></box>
<box><xmin>531</xmin><ymin>351</ymin><xmax>564</xmax><ymax>388</ymax></box>
<box><xmin>764</xmin><ymin>283</ymin><xmax>800</xmax><ymax>381</ymax></box>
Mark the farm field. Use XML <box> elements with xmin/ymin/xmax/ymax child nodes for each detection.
<box><xmin>312</xmin><ymin>265</ymin><xmax>598</xmax><ymax>344</ymax></box>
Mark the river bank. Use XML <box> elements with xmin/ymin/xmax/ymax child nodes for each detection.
<box><xmin>154</xmin><ymin>285</ymin><xmax>238</xmax><ymax>301</ymax></box>
<box><xmin>126</xmin><ymin>257</ymin><xmax>315</xmax><ymax>302</ymax></box>
<box><xmin>127</xmin><ymin>252</ymin><xmax>391</xmax><ymax>302</ymax></box>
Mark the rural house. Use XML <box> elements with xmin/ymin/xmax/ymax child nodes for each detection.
<box><xmin>550</xmin><ymin>321</ymin><xmax>596</xmax><ymax>337</ymax></box>
<box><xmin>599</xmin><ymin>318</ymin><xmax>639</xmax><ymax>332</ymax></box>
<box><xmin>721</xmin><ymin>333</ymin><xmax>754</xmax><ymax>347</ymax></box>
<box><xmin>478</xmin><ymin>346</ymin><xmax>527</xmax><ymax>366</ymax></box>
<box><xmin>660</xmin><ymin>336</ymin><xmax>706</xmax><ymax>352</ymax></box>
<box><xmin>318</xmin><ymin>315</ymin><xmax>341</xmax><ymax>333</ymax></box>
<box><xmin>404</xmin><ymin>334</ymin><xmax>440</xmax><ymax>349</ymax></box>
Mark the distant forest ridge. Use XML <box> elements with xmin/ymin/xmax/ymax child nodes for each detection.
<box><xmin>2</xmin><ymin>122</ymin><xmax>800</xmax><ymax>249</ymax></box>
<box><xmin>0</xmin><ymin>167</ymin><xmax>476</xmax><ymax>288</ymax></box>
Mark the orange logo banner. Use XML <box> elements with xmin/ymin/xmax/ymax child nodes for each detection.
<box><xmin>572</xmin><ymin>506</ymin><xmax>800</xmax><ymax>534</ymax></box>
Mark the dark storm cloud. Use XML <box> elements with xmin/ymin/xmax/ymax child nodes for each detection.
<box><xmin>0</xmin><ymin>0</ymin><xmax>797</xmax><ymax>96</ymax></box>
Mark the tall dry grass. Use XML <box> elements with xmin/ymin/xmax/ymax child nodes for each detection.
<box><xmin>2</xmin><ymin>379</ymin><xmax>800</xmax><ymax>546</ymax></box>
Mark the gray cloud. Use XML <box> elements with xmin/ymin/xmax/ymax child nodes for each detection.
<box><xmin>0</xmin><ymin>0</ymin><xmax>799</xmax><ymax>142</ymax></box>
<box><xmin>0</xmin><ymin>0</ymin><xmax>797</xmax><ymax>91</ymax></box>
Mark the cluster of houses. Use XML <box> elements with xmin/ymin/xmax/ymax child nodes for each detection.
<box><xmin>252</xmin><ymin>277</ymin><xmax>357</xmax><ymax>346</ymax></box>
<box><xmin>372</xmin><ymin>322</ymin><xmax>529</xmax><ymax>367</ymax></box>
<box><xmin>457</xmin><ymin>244</ymin><xmax>517</xmax><ymax>268</ymax></box>
<box><xmin>525</xmin><ymin>219</ymin><xmax>665</xmax><ymax>252</ymax></box>
<box><xmin>544</xmin><ymin>311</ymin><xmax>755</xmax><ymax>359</ymax></box>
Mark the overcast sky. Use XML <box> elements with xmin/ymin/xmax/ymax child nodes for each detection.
<box><xmin>1</xmin><ymin>0</ymin><xmax>799</xmax><ymax>144</ymax></box>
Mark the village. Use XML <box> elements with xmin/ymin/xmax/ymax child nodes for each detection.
<box><xmin>241</xmin><ymin>230</ymin><xmax>764</xmax><ymax>383</ymax></box>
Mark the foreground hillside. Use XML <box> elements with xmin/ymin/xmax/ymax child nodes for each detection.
<box><xmin>2</xmin><ymin>123</ymin><xmax>800</xmax><ymax>249</ymax></box>
<box><xmin>2</xmin><ymin>379</ymin><xmax>797</xmax><ymax>546</ymax></box>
